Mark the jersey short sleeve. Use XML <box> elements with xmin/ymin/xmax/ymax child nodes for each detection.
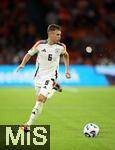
<box><xmin>60</xmin><ymin>43</ymin><xmax>66</xmax><ymax>55</ymax></box>
<box><xmin>28</xmin><ymin>48</ymin><xmax>38</xmax><ymax>56</ymax></box>
<box><xmin>28</xmin><ymin>41</ymin><xmax>40</xmax><ymax>56</ymax></box>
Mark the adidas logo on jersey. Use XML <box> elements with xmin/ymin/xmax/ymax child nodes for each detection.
<box><xmin>41</xmin><ymin>49</ymin><xmax>46</xmax><ymax>52</ymax></box>
<box><xmin>43</xmin><ymin>86</ymin><xmax>47</xmax><ymax>89</ymax></box>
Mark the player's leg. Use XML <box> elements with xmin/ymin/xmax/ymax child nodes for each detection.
<box><xmin>21</xmin><ymin>93</ymin><xmax>46</xmax><ymax>132</ymax></box>
<box><xmin>26</xmin><ymin>86</ymin><xmax>46</xmax><ymax>126</ymax></box>
<box><xmin>22</xmin><ymin>80</ymin><xmax>62</xmax><ymax>132</ymax></box>
<box><xmin>26</xmin><ymin>79</ymin><xmax>54</xmax><ymax>126</ymax></box>
<box><xmin>26</xmin><ymin>96</ymin><xmax>45</xmax><ymax>126</ymax></box>
<box><xmin>47</xmin><ymin>83</ymin><xmax>62</xmax><ymax>99</ymax></box>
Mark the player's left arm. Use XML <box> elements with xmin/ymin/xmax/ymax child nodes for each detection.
<box><xmin>62</xmin><ymin>44</ymin><xmax>71</xmax><ymax>79</ymax></box>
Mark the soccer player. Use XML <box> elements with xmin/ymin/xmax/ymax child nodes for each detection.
<box><xmin>16</xmin><ymin>24</ymin><xmax>71</xmax><ymax>131</ymax></box>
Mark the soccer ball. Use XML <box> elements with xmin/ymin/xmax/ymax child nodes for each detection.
<box><xmin>83</xmin><ymin>123</ymin><xmax>100</xmax><ymax>137</ymax></box>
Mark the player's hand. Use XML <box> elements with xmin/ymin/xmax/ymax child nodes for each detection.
<box><xmin>65</xmin><ymin>71</ymin><xmax>71</xmax><ymax>79</ymax></box>
<box><xmin>16</xmin><ymin>64</ymin><xmax>24</xmax><ymax>72</ymax></box>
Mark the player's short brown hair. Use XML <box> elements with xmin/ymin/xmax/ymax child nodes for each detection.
<box><xmin>47</xmin><ymin>24</ymin><xmax>61</xmax><ymax>32</ymax></box>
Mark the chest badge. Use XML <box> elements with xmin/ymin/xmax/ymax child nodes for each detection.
<box><xmin>55</xmin><ymin>48</ymin><xmax>60</xmax><ymax>53</ymax></box>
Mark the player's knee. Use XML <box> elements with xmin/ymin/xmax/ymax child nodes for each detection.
<box><xmin>37</xmin><ymin>94</ymin><xmax>47</xmax><ymax>103</ymax></box>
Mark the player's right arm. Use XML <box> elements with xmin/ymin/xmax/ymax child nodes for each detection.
<box><xmin>16</xmin><ymin>41</ymin><xmax>39</xmax><ymax>72</ymax></box>
<box><xmin>16</xmin><ymin>53</ymin><xmax>31</xmax><ymax>72</ymax></box>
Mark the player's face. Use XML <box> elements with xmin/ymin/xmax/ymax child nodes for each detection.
<box><xmin>49</xmin><ymin>30</ymin><xmax>61</xmax><ymax>43</ymax></box>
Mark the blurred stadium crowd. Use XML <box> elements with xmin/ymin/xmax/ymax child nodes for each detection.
<box><xmin>0</xmin><ymin>0</ymin><xmax>115</xmax><ymax>65</ymax></box>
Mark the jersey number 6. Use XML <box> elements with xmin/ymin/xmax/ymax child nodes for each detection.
<box><xmin>48</xmin><ymin>54</ymin><xmax>52</xmax><ymax>61</ymax></box>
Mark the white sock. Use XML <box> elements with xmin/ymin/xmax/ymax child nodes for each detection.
<box><xmin>47</xmin><ymin>89</ymin><xmax>56</xmax><ymax>99</ymax></box>
<box><xmin>26</xmin><ymin>101</ymin><xmax>43</xmax><ymax>126</ymax></box>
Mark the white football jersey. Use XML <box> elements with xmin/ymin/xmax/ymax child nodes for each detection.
<box><xmin>28</xmin><ymin>40</ymin><xmax>66</xmax><ymax>86</ymax></box>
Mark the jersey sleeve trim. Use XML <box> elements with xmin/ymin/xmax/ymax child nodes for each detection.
<box><xmin>57</xmin><ymin>42</ymin><xmax>66</xmax><ymax>54</ymax></box>
<box><xmin>33</xmin><ymin>40</ymin><xmax>47</xmax><ymax>48</ymax></box>
<box><xmin>28</xmin><ymin>40</ymin><xmax>47</xmax><ymax>56</ymax></box>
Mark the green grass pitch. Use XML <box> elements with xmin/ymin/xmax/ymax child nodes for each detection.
<box><xmin>0</xmin><ymin>87</ymin><xmax>115</xmax><ymax>150</ymax></box>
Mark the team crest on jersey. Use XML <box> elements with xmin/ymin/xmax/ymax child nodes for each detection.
<box><xmin>55</xmin><ymin>48</ymin><xmax>60</xmax><ymax>53</ymax></box>
<box><xmin>41</xmin><ymin>49</ymin><xmax>46</xmax><ymax>52</ymax></box>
